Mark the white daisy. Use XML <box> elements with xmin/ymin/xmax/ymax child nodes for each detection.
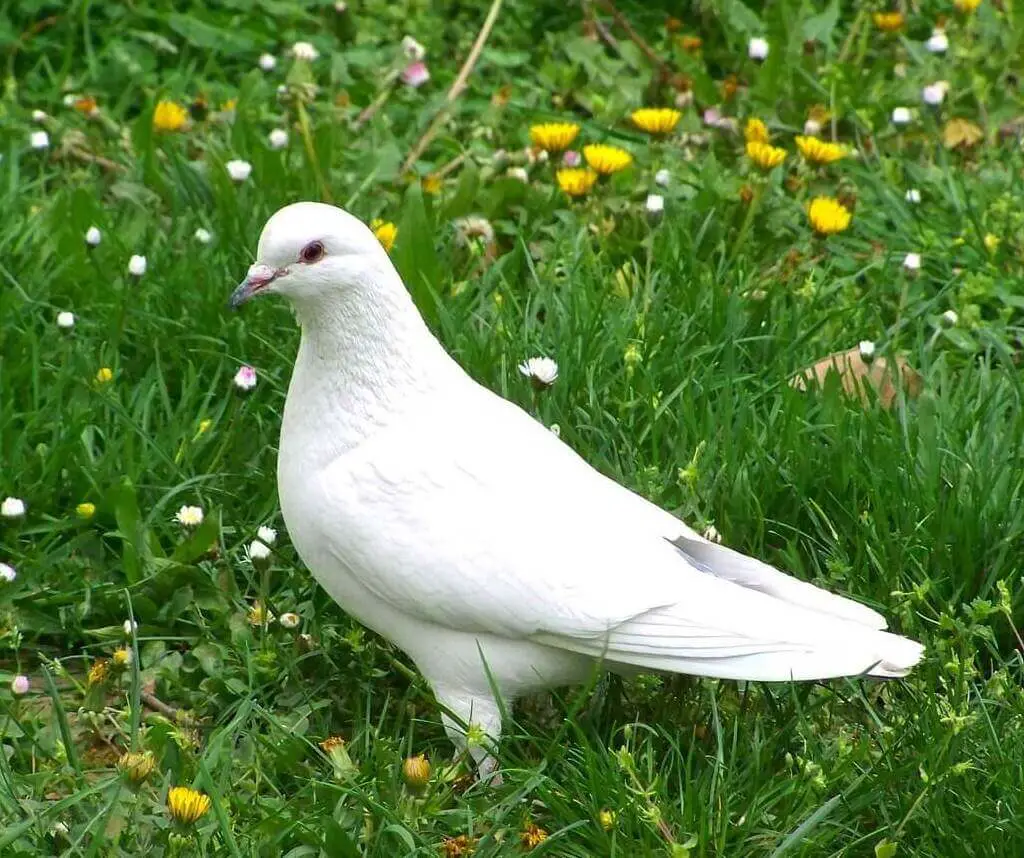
<box><xmin>247</xmin><ymin>540</ymin><xmax>271</xmax><ymax>562</ymax></box>
<box><xmin>926</xmin><ymin>30</ymin><xmax>949</xmax><ymax>54</ymax></box>
<box><xmin>645</xmin><ymin>193</ymin><xmax>664</xmax><ymax>215</ymax></box>
<box><xmin>174</xmin><ymin>505</ymin><xmax>204</xmax><ymax>527</ymax></box>
<box><xmin>1</xmin><ymin>497</ymin><xmax>26</xmax><ymax>518</ymax></box>
<box><xmin>268</xmin><ymin>128</ymin><xmax>289</xmax><ymax>150</ymax></box>
<box><xmin>85</xmin><ymin>226</ymin><xmax>102</xmax><ymax>246</ymax></box>
<box><xmin>903</xmin><ymin>252</ymin><xmax>921</xmax><ymax>271</ymax></box>
<box><xmin>291</xmin><ymin>41</ymin><xmax>319</xmax><ymax>62</ymax></box>
<box><xmin>654</xmin><ymin>168</ymin><xmax>670</xmax><ymax>187</ymax></box>
<box><xmin>942</xmin><ymin>309</ymin><xmax>959</xmax><ymax>326</ymax></box>
<box><xmin>128</xmin><ymin>255</ymin><xmax>147</xmax><ymax>277</ymax></box>
<box><xmin>57</xmin><ymin>311</ymin><xmax>75</xmax><ymax>329</ymax></box>
<box><xmin>518</xmin><ymin>356</ymin><xmax>559</xmax><ymax>389</ymax></box>
<box><xmin>226</xmin><ymin>159</ymin><xmax>252</xmax><ymax>182</ymax></box>
<box><xmin>0</xmin><ymin>562</ymin><xmax>15</xmax><ymax>583</ymax></box>
<box><xmin>748</xmin><ymin>37</ymin><xmax>769</xmax><ymax>61</ymax></box>
<box><xmin>279</xmin><ymin>612</ymin><xmax>301</xmax><ymax>629</ymax></box>
<box><xmin>30</xmin><ymin>130</ymin><xmax>49</xmax><ymax>150</ymax></box>
<box><xmin>905</xmin><ymin>188</ymin><xmax>922</xmax><ymax>204</ymax></box>
<box><xmin>858</xmin><ymin>340</ymin><xmax>876</xmax><ymax>361</ymax></box>
<box><xmin>891</xmin><ymin>107</ymin><xmax>911</xmax><ymax>126</ymax></box>
<box><xmin>233</xmin><ymin>365</ymin><xmax>257</xmax><ymax>391</ymax></box>
<box><xmin>123</xmin><ymin>619</ymin><xmax>138</xmax><ymax>636</ymax></box>
<box><xmin>922</xmin><ymin>82</ymin><xmax>948</xmax><ymax>106</ymax></box>
<box><xmin>194</xmin><ymin>227</ymin><xmax>212</xmax><ymax>244</ymax></box>
<box><xmin>257</xmin><ymin>525</ymin><xmax>277</xmax><ymax>545</ymax></box>
<box><xmin>258</xmin><ymin>53</ymin><xmax>277</xmax><ymax>72</ymax></box>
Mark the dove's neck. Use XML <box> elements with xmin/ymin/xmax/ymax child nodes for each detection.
<box><xmin>281</xmin><ymin>274</ymin><xmax>462</xmax><ymax>466</ymax></box>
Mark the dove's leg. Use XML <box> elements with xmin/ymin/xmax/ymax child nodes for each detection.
<box><xmin>432</xmin><ymin>685</ymin><xmax>503</xmax><ymax>782</ymax></box>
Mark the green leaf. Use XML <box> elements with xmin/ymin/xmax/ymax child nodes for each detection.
<box><xmin>392</xmin><ymin>183</ymin><xmax>441</xmax><ymax>331</ymax></box>
<box><xmin>441</xmin><ymin>160</ymin><xmax>480</xmax><ymax>220</ymax></box>
<box><xmin>322</xmin><ymin>819</ymin><xmax>360</xmax><ymax>858</ymax></box>
<box><xmin>801</xmin><ymin>0</ymin><xmax>840</xmax><ymax>46</ymax></box>
<box><xmin>110</xmin><ymin>480</ymin><xmax>144</xmax><ymax>584</ymax></box>
<box><xmin>167</xmin><ymin>13</ymin><xmax>255</xmax><ymax>53</ymax></box>
<box><xmin>716</xmin><ymin>0</ymin><xmax>763</xmax><ymax>36</ymax></box>
<box><xmin>171</xmin><ymin>509</ymin><xmax>220</xmax><ymax>564</ymax></box>
<box><xmin>875</xmin><ymin>839</ymin><xmax>898</xmax><ymax>858</ymax></box>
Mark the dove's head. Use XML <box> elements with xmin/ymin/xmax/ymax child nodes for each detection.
<box><xmin>230</xmin><ymin>202</ymin><xmax>393</xmax><ymax>310</ymax></box>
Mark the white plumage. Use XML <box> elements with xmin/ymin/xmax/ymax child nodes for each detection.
<box><xmin>231</xmin><ymin>202</ymin><xmax>924</xmax><ymax>777</ymax></box>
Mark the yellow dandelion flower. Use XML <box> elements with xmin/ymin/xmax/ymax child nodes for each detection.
<box><xmin>422</xmin><ymin>175</ymin><xmax>442</xmax><ymax>195</ymax></box>
<box><xmin>984</xmin><ymin>233</ymin><xmax>1001</xmax><ymax>253</ymax></box>
<box><xmin>582</xmin><ymin>143</ymin><xmax>633</xmax><ymax>175</ymax></box>
<box><xmin>873</xmin><ymin>11</ymin><xmax>905</xmax><ymax>32</ymax></box>
<box><xmin>954</xmin><ymin>0</ymin><xmax>981</xmax><ymax>12</ymax></box>
<box><xmin>520</xmin><ymin>822</ymin><xmax>548</xmax><ymax>849</ymax></box>
<box><xmin>167</xmin><ymin>786</ymin><xmax>211</xmax><ymax>825</ymax></box>
<box><xmin>744</xmin><ymin>118</ymin><xmax>769</xmax><ymax>144</ymax></box>
<box><xmin>599</xmin><ymin>808</ymin><xmax>617</xmax><ymax>830</ymax></box>
<box><xmin>118</xmin><ymin>751</ymin><xmax>156</xmax><ymax>784</ymax></box>
<box><xmin>76</xmin><ymin>502</ymin><xmax>96</xmax><ymax>519</ymax></box>
<box><xmin>529</xmin><ymin>122</ymin><xmax>580</xmax><ymax>152</ymax></box>
<box><xmin>152</xmin><ymin>100</ymin><xmax>188</xmax><ymax>132</ymax></box>
<box><xmin>221</xmin><ymin>98</ymin><xmax>237</xmax><ymax>112</ymax></box>
<box><xmin>795</xmin><ymin>135</ymin><xmax>848</xmax><ymax>165</ymax></box>
<box><xmin>555</xmin><ymin>167</ymin><xmax>598</xmax><ymax>197</ymax></box>
<box><xmin>87</xmin><ymin>659</ymin><xmax>109</xmax><ymax>686</ymax></box>
<box><xmin>746</xmin><ymin>141</ymin><xmax>787</xmax><ymax>170</ymax></box>
<box><xmin>96</xmin><ymin>367</ymin><xmax>113</xmax><ymax>384</ymax></box>
<box><xmin>370</xmin><ymin>219</ymin><xmax>397</xmax><ymax>252</ymax></box>
<box><xmin>631</xmin><ymin>107</ymin><xmax>681</xmax><ymax>135</ymax></box>
<box><xmin>112</xmin><ymin>647</ymin><xmax>133</xmax><ymax>669</ymax></box>
<box><xmin>807</xmin><ymin>197</ymin><xmax>852</xmax><ymax>235</ymax></box>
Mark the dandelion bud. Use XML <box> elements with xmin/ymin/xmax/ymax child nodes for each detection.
<box><xmin>402</xmin><ymin>753</ymin><xmax>431</xmax><ymax>792</ymax></box>
<box><xmin>118</xmin><ymin>751</ymin><xmax>156</xmax><ymax>785</ymax></box>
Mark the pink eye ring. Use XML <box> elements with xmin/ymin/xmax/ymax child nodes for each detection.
<box><xmin>300</xmin><ymin>240</ymin><xmax>325</xmax><ymax>263</ymax></box>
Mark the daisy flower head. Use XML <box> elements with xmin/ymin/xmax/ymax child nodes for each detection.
<box><xmin>795</xmin><ymin>136</ymin><xmax>848</xmax><ymax>164</ymax></box>
<box><xmin>529</xmin><ymin>122</ymin><xmax>580</xmax><ymax>152</ymax></box>
<box><xmin>748</xmin><ymin>37</ymin><xmax>769</xmax><ymax>61</ymax></box>
<box><xmin>233</xmin><ymin>365</ymin><xmax>257</xmax><ymax>392</ymax></box>
<box><xmin>746</xmin><ymin>141</ymin><xmax>787</xmax><ymax>170</ymax></box>
<box><xmin>226</xmin><ymin>159</ymin><xmax>252</xmax><ymax>182</ymax></box>
<box><xmin>807</xmin><ymin>196</ymin><xmax>852</xmax><ymax>235</ymax></box>
<box><xmin>279</xmin><ymin>611</ymin><xmax>301</xmax><ymax>629</ymax></box>
<box><xmin>175</xmin><ymin>505</ymin><xmax>204</xmax><ymax>528</ymax></box>
<box><xmin>0</xmin><ymin>562</ymin><xmax>16</xmax><ymax>583</ymax></box>
<box><xmin>57</xmin><ymin>311</ymin><xmax>75</xmax><ymax>329</ymax></box>
<box><xmin>257</xmin><ymin>525</ymin><xmax>277</xmax><ymax>545</ymax></box>
<box><xmin>401</xmin><ymin>35</ymin><xmax>426</xmax><ymax>61</ymax></box>
<box><xmin>630</xmin><ymin>108</ymin><xmax>681</xmax><ymax>135</ymax></box>
<box><xmin>906</xmin><ymin>188</ymin><xmax>922</xmax><ymax>204</ymax></box>
<box><xmin>562</xmin><ymin>150</ymin><xmax>581</xmax><ymax>167</ymax></box>
<box><xmin>926</xmin><ymin>29</ymin><xmax>949</xmax><ymax>53</ymax></box>
<box><xmin>923</xmin><ymin>82</ymin><xmax>949</xmax><ymax>106</ymax></box>
<box><xmin>903</xmin><ymin>252</ymin><xmax>921</xmax><ymax>271</ymax></box>
<box><xmin>519</xmin><ymin>356</ymin><xmax>559</xmax><ymax>390</ymax></box>
<box><xmin>556</xmin><ymin>167</ymin><xmax>598</xmax><ymax>197</ymax></box>
<box><xmin>247</xmin><ymin>540</ymin><xmax>271</xmax><ymax>564</ymax></box>
<box><xmin>194</xmin><ymin>227</ymin><xmax>212</xmax><ymax>244</ymax></box>
<box><xmin>128</xmin><ymin>255</ymin><xmax>147</xmax><ymax>277</ymax></box>
<box><xmin>1</xmin><ymin>497</ymin><xmax>26</xmax><ymax>519</ymax></box>
<box><xmin>401</xmin><ymin>61</ymin><xmax>430</xmax><ymax>88</ymax></box>
<box><xmin>891</xmin><ymin>107</ymin><xmax>912</xmax><ymax>126</ymax></box>
<box><xmin>268</xmin><ymin>128</ymin><xmax>289</xmax><ymax>150</ymax></box>
<box><xmin>645</xmin><ymin>194</ymin><xmax>664</xmax><ymax>215</ymax></box>
<box><xmin>30</xmin><ymin>130</ymin><xmax>49</xmax><ymax>150</ymax></box>
<box><xmin>582</xmin><ymin>143</ymin><xmax>633</xmax><ymax>175</ymax></box>
<box><xmin>85</xmin><ymin>226</ymin><xmax>102</xmax><ymax>247</ymax></box>
<box><xmin>655</xmin><ymin>168</ymin><xmax>671</xmax><ymax>187</ymax></box>
<box><xmin>291</xmin><ymin>41</ymin><xmax>319</xmax><ymax>62</ymax></box>
<box><xmin>258</xmin><ymin>53</ymin><xmax>277</xmax><ymax>72</ymax></box>
<box><xmin>942</xmin><ymin>309</ymin><xmax>959</xmax><ymax>326</ymax></box>
<box><xmin>11</xmin><ymin>675</ymin><xmax>29</xmax><ymax>696</ymax></box>
<box><xmin>859</xmin><ymin>340</ymin><xmax>876</xmax><ymax>360</ymax></box>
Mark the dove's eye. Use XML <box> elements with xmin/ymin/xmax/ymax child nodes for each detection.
<box><xmin>300</xmin><ymin>240</ymin><xmax>325</xmax><ymax>263</ymax></box>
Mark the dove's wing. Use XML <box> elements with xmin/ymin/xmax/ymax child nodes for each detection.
<box><xmin>312</xmin><ymin>384</ymin><xmax>921</xmax><ymax>680</ymax></box>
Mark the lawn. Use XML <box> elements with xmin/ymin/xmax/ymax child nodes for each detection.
<box><xmin>2</xmin><ymin>0</ymin><xmax>1024</xmax><ymax>855</ymax></box>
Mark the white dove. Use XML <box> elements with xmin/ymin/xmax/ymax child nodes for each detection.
<box><xmin>230</xmin><ymin>202</ymin><xmax>924</xmax><ymax>777</ymax></box>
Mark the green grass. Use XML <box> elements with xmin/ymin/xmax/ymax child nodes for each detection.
<box><xmin>2</xmin><ymin>0</ymin><xmax>1024</xmax><ymax>854</ymax></box>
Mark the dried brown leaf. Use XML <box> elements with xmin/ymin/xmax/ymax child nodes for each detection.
<box><xmin>942</xmin><ymin>117</ymin><xmax>984</xmax><ymax>149</ymax></box>
<box><xmin>790</xmin><ymin>346</ymin><xmax>923</xmax><ymax>408</ymax></box>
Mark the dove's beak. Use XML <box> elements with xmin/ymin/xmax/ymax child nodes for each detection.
<box><xmin>229</xmin><ymin>263</ymin><xmax>287</xmax><ymax>309</ymax></box>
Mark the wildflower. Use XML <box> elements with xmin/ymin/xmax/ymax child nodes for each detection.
<box><xmin>1</xmin><ymin>497</ymin><xmax>26</xmax><ymax>519</ymax></box>
<box><xmin>233</xmin><ymin>365</ymin><xmax>257</xmax><ymax>392</ymax></box>
<box><xmin>195</xmin><ymin>227</ymin><xmax>212</xmax><ymax>244</ymax></box>
<box><xmin>258</xmin><ymin>53</ymin><xmax>277</xmax><ymax>71</ymax></box>
<box><xmin>891</xmin><ymin>107</ymin><xmax>912</xmax><ymax>126</ymax></box>
<box><xmin>32</xmin><ymin>109</ymin><xmax>48</xmax><ymax>123</ymax></box>
<box><xmin>175</xmin><ymin>505</ymin><xmax>204</xmax><ymax>527</ymax></box>
<box><xmin>96</xmin><ymin>367</ymin><xmax>113</xmax><ymax>384</ymax></box>
<box><xmin>268</xmin><ymin>128</ymin><xmax>289</xmax><ymax>150</ymax></box>
<box><xmin>655</xmin><ymin>168</ymin><xmax>670</xmax><ymax>187</ymax></box>
<box><xmin>507</xmin><ymin>166</ymin><xmax>529</xmax><ymax>182</ymax></box>
<box><xmin>803</xmin><ymin>118</ymin><xmax>822</xmax><ymax>136</ymax></box>
<box><xmin>118</xmin><ymin>751</ymin><xmax>156</xmax><ymax>784</ymax></box>
<box><xmin>57</xmin><ymin>311</ymin><xmax>75</xmax><ymax>329</ymax></box>
<box><xmin>167</xmin><ymin>786</ymin><xmax>211</xmax><ymax>825</ymax></box>
<box><xmin>807</xmin><ymin>197</ymin><xmax>852</xmax><ymax>235</ymax></box>
<box><xmin>984</xmin><ymin>233</ymin><xmax>1000</xmax><ymax>253</ymax></box>
<box><xmin>401</xmin><ymin>61</ymin><xmax>430</xmax><ymax>88</ymax></box>
<box><xmin>197</xmin><ymin>419</ymin><xmax>212</xmax><ymax>436</ymax></box>
<box><xmin>679</xmin><ymin>34</ymin><xmax>702</xmax><ymax>52</ymax></box>
<box><xmin>0</xmin><ymin>563</ymin><xmax>15</xmax><ymax>583</ymax></box>
<box><xmin>903</xmin><ymin>252</ymin><xmax>921</xmax><ymax>271</ymax></box>
<box><xmin>922</xmin><ymin>82</ymin><xmax>948</xmax><ymax>106</ymax></box>
<box><xmin>226</xmin><ymin>159</ymin><xmax>252</xmax><ymax>182</ymax></box>
<box><xmin>744</xmin><ymin>118</ymin><xmax>769</xmax><ymax>144</ymax></box>
<box><xmin>76</xmin><ymin>502</ymin><xmax>96</xmax><ymax>519</ymax></box>
<box><xmin>70</xmin><ymin>96</ymin><xmax>96</xmax><ymax>116</ymax></box>
<box><xmin>942</xmin><ymin>309</ymin><xmax>959</xmax><ymax>326</ymax></box>
<box><xmin>631</xmin><ymin>108</ymin><xmax>681</xmax><ymax>135</ymax></box>
<box><xmin>248</xmin><ymin>600</ymin><xmax>274</xmax><ymax>626</ymax></box>
<box><xmin>30</xmin><ymin>130</ymin><xmax>49</xmax><ymax>149</ymax></box>
<box><xmin>87</xmin><ymin>659</ymin><xmax>109</xmax><ymax>685</ymax></box>
<box><xmin>453</xmin><ymin>215</ymin><xmax>496</xmax><ymax>249</ymax></box>
<box><xmin>122</xmin><ymin>619</ymin><xmax>139</xmax><ymax>638</ymax></box>
<box><xmin>556</xmin><ymin>167</ymin><xmax>598</xmax><ymax>197</ymax></box>
<box><xmin>529</xmin><ymin>122</ymin><xmax>580</xmax><ymax>152</ymax></box>
<box><xmin>583</xmin><ymin>144</ymin><xmax>633</xmax><ymax>175</ymax></box>
<box><xmin>247</xmin><ymin>540</ymin><xmax>271</xmax><ymax>565</ymax></box>
<box><xmin>562</xmin><ymin>149</ymin><xmax>581</xmax><ymax>167</ymax></box>
<box><xmin>371</xmin><ymin>219</ymin><xmax>398</xmax><ymax>252</ymax></box>
<box><xmin>926</xmin><ymin>29</ymin><xmax>949</xmax><ymax>53</ymax></box>
<box><xmin>401</xmin><ymin>35</ymin><xmax>426</xmax><ymax>61</ymax></box>
<box><xmin>11</xmin><ymin>675</ymin><xmax>29</xmax><ymax>696</ymax></box>
<box><xmin>623</xmin><ymin>343</ymin><xmax>642</xmax><ymax>369</ymax></box>
<box><xmin>873</xmin><ymin>11</ymin><xmax>905</xmax><ymax>32</ymax></box>
<box><xmin>421</xmin><ymin>174</ymin><xmax>442</xmax><ymax>194</ymax></box>
<box><xmin>703</xmin><ymin>107</ymin><xmax>738</xmax><ymax>132</ymax></box>
<box><xmin>442</xmin><ymin>835</ymin><xmax>475</xmax><ymax>857</ymax></box>
<box><xmin>279</xmin><ymin>612</ymin><xmax>300</xmax><ymax>629</ymax></box>
<box><xmin>519</xmin><ymin>356</ymin><xmax>558</xmax><ymax>390</ymax></box>
<box><xmin>85</xmin><ymin>226</ymin><xmax>102</xmax><ymax>247</ymax></box>
<box><xmin>291</xmin><ymin>41</ymin><xmax>319</xmax><ymax>61</ymax></box>
<box><xmin>905</xmin><ymin>188</ymin><xmax>921</xmax><ymax>203</ymax></box>
<box><xmin>257</xmin><ymin>525</ymin><xmax>277</xmax><ymax>545</ymax></box>
<box><xmin>645</xmin><ymin>193</ymin><xmax>664</xmax><ymax>216</ymax></box>
<box><xmin>402</xmin><ymin>754</ymin><xmax>431</xmax><ymax>791</ymax></box>
<box><xmin>112</xmin><ymin>647</ymin><xmax>133</xmax><ymax>668</ymax></box>
<box><xmin>795</xmin><ymin>136</ymin><xmax>848</xmax><ymax>164</ymax></box>
<box><xmin>152</xmin><ymin>101</ymin><xmax>188</xmax><ymax>132</ymax></box>
<box><xmin>703</xmin><ymin>524</ymin><xmax>722</xmax><ymax>543</ymax></box>
<box><xmin>746</xmin><ymin>141</ymin><xmax>787</xmax><ymax>170</ymax></box>
<box><xmin>521</xmin><ymin>822</ymin><xmax>548</xmax><ymax>849</ymax></box>
<box><xmin>599</xmin><ymin>809</ymin><xmax>617</xmax><ymax>831</ymax></box>
<box><xmin>748</xmin><ymin>37</ymin><xmax>769</xmax><ymax>60</ymax></box>
<box><xmin>128</xmin><ymin>255</ymin><xmax>147</xmax><ymax>276</ymax></box>
<box><xmin>954</xmin><ymin>0</ymin><xmax>981</xmax><ymax>12</ymax></box>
